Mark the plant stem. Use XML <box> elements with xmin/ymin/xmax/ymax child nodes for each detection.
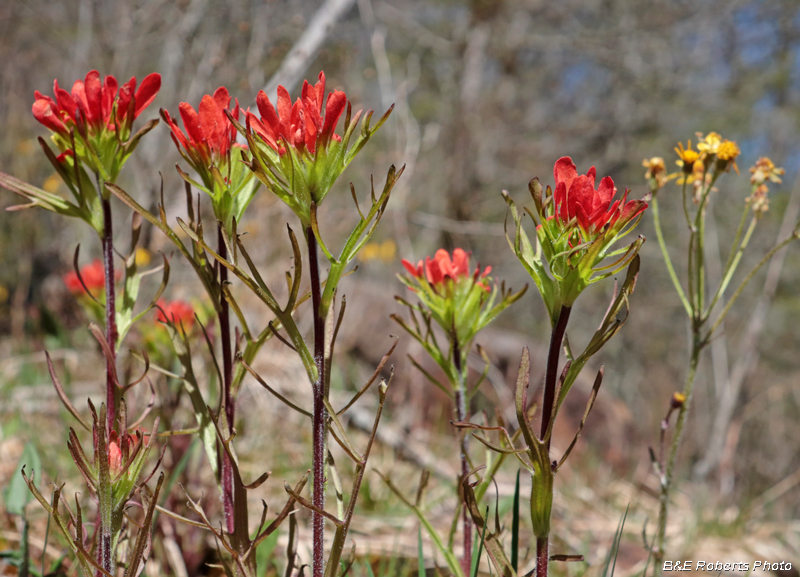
<box><xmin>652</xmin><ymin>197</ymin><xmax>692</xmax><ymax>317</ymax></box>
<box><xmin>218</xmin><ymin>227</ymin><xmax>235</xmax><ymax>535</ymax></box>
<box><xmin>541</xmin><ymin>306</ymin><xmax>571</xmax><ymax>444</ymax></box>
<box><xmin>101</xmin><ymin>197</ymin><xmax>118</xmax><ymax>435</ymax></box>
<box><xmin>452</xmin><ymin>342</ymin><xmax>472</xmax><ymax>576</ymax></box>
<box><xmin>654</xmin><ymin>335</ymin><xmax>702</xmax><ymax>566</ymax></box>
<box><xmin>307</xmin><ymin>227</ymin><xmax>327</xmax><ymax>577</ymax></box>
<box><xmin>536</xmin><ymin>536</ymin><xmax>548</xmax><ymax>577</ymax></box>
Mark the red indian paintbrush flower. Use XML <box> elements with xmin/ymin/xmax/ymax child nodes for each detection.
<box><xmin>553</xmin><ymin>157</ymin><xmax>647</xmax><ymax>237</ymax></box>
<box><xmin>504</xmin><ymin>156</ymin><xmax>647</xmax><ymax>318</ymax></box>
<box><xmin>162</xmin><ymin>87</ymin><xmax>241</xmax><ymax>171</ymax></box>
<box><xmin>155</xmin><ymin>299</ymin><xmax>195</xmax><ymax>330</ymax></box>
<box><xmin>402</xmin><ymin>248</ymin><xmax>491</xmax><ymax>292</ymax></box>
<box><xmin>248</xmin><ymin>71</ymin><xmax>346</xmax><ymax>156</ymax></box>
<box><xmin>32</xmin><ymin>70</ymin><xmax>161</xmax><ymax>137</ymax></box>
<box><xmin>162</xmin><ymin>87</ymin><xmax>257</xmax><ymax>229</ymax></box>
<box><xmin>63</xmin><ymin>259</ymin><xmax>107</xmax><ymax>296</ymax></box>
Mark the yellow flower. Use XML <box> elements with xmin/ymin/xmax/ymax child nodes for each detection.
<box><xmin>134</xmin><ymin>248</ymin><xmax>152</xmax><ymax>266</ymax></box>
<box><xmin>749</xmin><ymin>157</ymin><xmax>784</xmax><ymax>186</ymax></box>
<box><xmin>674</xmin><ymin>141</ymin><xmax>702</xmax><ymax>173</ymax></box>
<box><xmin>696</xmin><ymin>131</ymin><xmax>723</xmax><ymax>154</ymax></box>
<box><xmin>671</xmin><ymin>392</ymin><xmax>686</xmax><ymax>409</ymax></box>
<box><xmin>643</xmin><ymin>156</ymin><xmax>671</xmax><ymax>191</ymax></box>
<box><xmin>715</xmin><ymin>139</ymin><xmax>741</xmax><ymax>174</ymax></box>
<box><xmin>675</xmin><ymin>159</ymin><xmax>706</xmax><ymax>186</ymax></box>
<box><xmin>643</xmin><ymin>156</ymin><xmax>666</xmax><ymax>178</ymax></box>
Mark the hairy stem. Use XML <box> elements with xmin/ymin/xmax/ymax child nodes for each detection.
<box><xmin>541</xmin><ymin>306</ymin><xmax>571</xmax><ymax>444</ymax></box>
<box><xmin>307</xmin><ymin>227</ymin><xmax>327</xmax><ymax>577</ymax></box>
<box><xmin>452</xmin><ymin>342</ymin><xmax>472</xmax><ymax>576</ymax></box>
<box><xmin>536</xmin><ymin>536</ymin><xmax>548</xmax><ymax>577</ymax></box>
<box><xmin>102</xmin><ymin>198</ymin><xmax>118</xmax><ymax>435</ymax></box>
<box><xmin>654</xmin><ymin>336</ymin><xmax>702</xmax><ymax>566</ymax></box>
<box><xmin>218</xmin><ymin>227</ymin><xmax>235</xmax><ymax>535</ymax></box>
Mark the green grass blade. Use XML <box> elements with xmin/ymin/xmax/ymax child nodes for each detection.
<box><xmin>470</xmin><ymin>507</ymin><xmax>489</xmax><ymax>577</ymax></box>
<box><xmin>602</xmin><ymin>504</ymin><xmax>630</xmax><ymax>577</ymax></box>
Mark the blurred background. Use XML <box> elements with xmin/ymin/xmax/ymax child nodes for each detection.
<box><xmin>1</xmin><ymin>0</ymin><xmax>799</xmax><ymax>574</ymax></box>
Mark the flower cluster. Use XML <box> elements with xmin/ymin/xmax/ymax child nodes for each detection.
<box><xmin>399</xmin><ymin>248</ymin><xmax>521</xmax><ymax>353</ymax></box>
<box><xmin>32</xmin><ymin>70</ymin><xmax>161</xmax><ymax>184</ymax></box>
<box><xmin>63</xmin><ymin>259</ymin><xmax>107</xmax><ymax>297</ymax></box>
<box><xmin>33</xmin><ymin>71</ymin><xmax>160</xmax><ymax>139</ymax></box>
<box><xmin>155</xmin><ymin>299</ymin><xmax>195</xmax><ymax>330</ymax></box>
<box><xmin>162</xmin><ymin>87</ymin><xmax>256</xmax><ymax>230</ymax></box>
<box><xmin>240</xmin><ymin>72</ymin><xmax>393</xmax><ymax>226</ymax></box>
<box><xmin>249</xmin><ymin>73</ymin><xmax>346</xmax><ymax>156</ymax></box>
<box><xmin>746</xmin><ymin>157</ymin><xmax>785</xmax><ymax>217</ymax></box>
<box><xmin>506</xmin><ymin>157</ymin><xmax>647</xmax><ymax>319</ymax></box>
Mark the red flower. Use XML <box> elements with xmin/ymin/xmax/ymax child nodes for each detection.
<box><xmin>156</xmin><ymin>299</ymin><xmax>195</xmax><ymax>329</ymax></box>
<box><xmin>108</xmin><ymin>435</ymin><xmax>123</xmax><ymax>477</ymax></box>
<box><xmin>402</xmin><ymin>248</ymin><xmax>491</xmax><ymax>291</ymax></box>
<box><xmin>63</xmin><ymin>259</ymin><xmax>107</xmax><ymax>295</ymax></box>
<box><xmin>33</xmin><ymin>70</ymin><xmax>160</xmax><ymax>136</ymax></box>
<box><xmin>553</xmin><ymin>157</ymin><xmax>647</xmax><ymax>234</ymax></box>
<box><xmin>248</xmin><ymin>71</ymin><xmax>347</xmax><ymax>155</ymax></box>
<box><xmin>162</xmin><ymin>87</ymin><xmax>241</xmax><ymax>169</ymax></box>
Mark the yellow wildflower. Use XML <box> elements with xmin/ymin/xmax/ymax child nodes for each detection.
<box><xmin>674</xmin><ymin>140</ymin><xmax>702</xmax><ymax>173</ymax></box>
<box><xmin>643</xmin><ymin>156</ymin><xmax>671</xmax><ymax>191</ymax></box>
<box><xmin>696</xmin><ymin>131</ymin><xmax>723</xmax><ymax>155</ymax></box>
<box><xmin>715</xmin><ymin>139</ymin><xmax>740</xmax><ymax>174</ymax></box>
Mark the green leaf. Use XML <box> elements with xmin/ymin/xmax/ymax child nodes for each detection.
<box><xmin>601</xmin><ymin>504</ymin><xmax>630</xmax><ymax>577</ymax></box>
<box><xmin>255</xmin><ymin>529</ymin><xmax>279</xmax><ymax>577</ymax></box>
<box><xmin>5</xmin><ymin>443</ymin><xmax>42</xmax><ymax>516</ymax></box>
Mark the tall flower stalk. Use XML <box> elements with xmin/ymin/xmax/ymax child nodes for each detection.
<box><xmin>1</xmin><ymin>69</ymin><xmax>168</xmax><ymax>575</ymax></box>
<box><xmin>502</xmin><ymin>157</ymin><xmax>647</xmax><ymax>577</ymax></box>
<box><xmin>394</xmin><ymin>248</ymin><xmax>525</xmax><ymax>576</ymax></box>
<box><xmin>160</xmin><ymin>86</ymin><xmax>258</xmax><ymax>532</ymax></box>
<box><xmin>644</xmin><ymin>137</ymin><xmax>799</xmax><ymax>567</ymax></box>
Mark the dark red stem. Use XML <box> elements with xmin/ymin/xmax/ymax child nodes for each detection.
<box><xmin>536</xmin><ymin>536</ymin><xmax>548</xmax><ymax>577</ymax></box>
<box><xmin>218</xmin><ymin>227</ymin><xmax>235</xmax><ymax>534</ymax></box>
<box><xmin>101</xmin><ymin>198</ymin><xmax>118</xmax><ymax>435</ymax></box>
<box><xmin>452</xmin><ymin>342</ymin><xmax>472</xmax><ymax>576</ymax></box>
<box><xmin>307</xmin><ymin>227</ymin><xmax>327</xmax><ymax>577</ymax></box>
<box><xmin>541</xmin><ymin>306</ymin><xmax>571</xmax><ymax>445</ymax></box>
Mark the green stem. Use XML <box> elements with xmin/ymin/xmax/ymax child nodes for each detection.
<box><xmin>652</xmin><ymin>197</ymin><xmax>692</xmax><ymax>317</ymax></box>
<box><xmin>654</xmin><ymin>336</ymin><xmax>702</xmax><ymax>565</ymax></box>
<box><xmin>705</xmin><ymin>232</ymin><xmax>798</xmax><ymax>340</ymax></box>
<box><xmin>703</xmin><ymin>214</ymin><xmax>756</xmax><ymax>321</ymax></box>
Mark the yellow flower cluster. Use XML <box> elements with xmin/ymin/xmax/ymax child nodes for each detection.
<box><xmin>645</xmin><ymin>132</ymin><xmax>743</xmax><ymax>199</ymax></box>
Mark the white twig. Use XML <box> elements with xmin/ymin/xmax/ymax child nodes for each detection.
<box><xmin>261</xmin><ymin>0</ymin><xmax>357</xmax><ymax>102</ymax></box>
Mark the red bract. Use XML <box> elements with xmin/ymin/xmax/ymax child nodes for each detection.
<box><xmin>248</xmin><ymin>71</ymin><xmax>346</xmax><ymax>155</ymax></box>
<box><xmin>108</xmin><ymin>437</ymin><xmax>123</xmax><ymax>477</ymax></box>
<box><xmin>156</xmin><ymin>299</ymin><xmax>195</xmax><ymax>329</ymax></box>
<box><xmin>162</xmin><ymin>87</ymin><xmax>241</xmax><ymax>168</ymax></box>
<box><xmin>553</xmin><ymin>157</ymin><xmax>647</xmax><ymax>234</ymax></box>
<box><xmin>402</xmin><ymin>248</ymin><xmax>491</xmax><ymax>291</ymax></box>
<box><xmin>32</xmin><ymin>70</ymin><xmax>161</xmax><ymax>136</ymax></box>
<box><xmin>63</xmin><ymin>259</ymin><xmax>106</xmax><ymax>295</ymax></box>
